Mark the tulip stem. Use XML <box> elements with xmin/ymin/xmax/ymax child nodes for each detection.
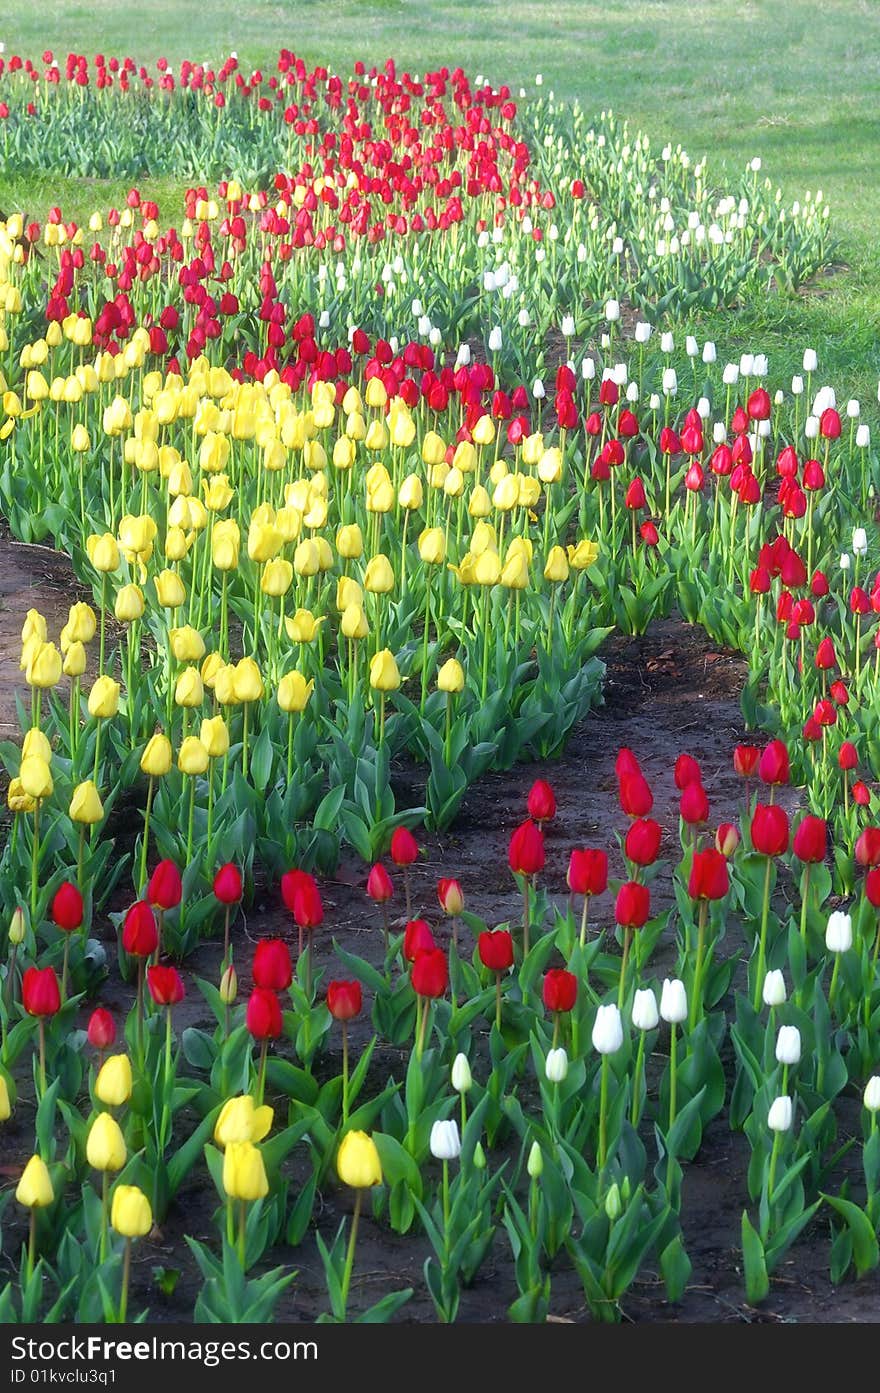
<box><xmin>256</xmin><ymin>1039</ymin><xmax>268</xmax><ymax>1106</ymax></box>
<box><xmin>495</xmin><ymin>973</ymin><xmax>502</xmax><ymax>1032</ymax></box>
<box><xmin>30</xmin><ymin>801</ymin><xmax>40</xmax><ymax>922</ymax></box>
<box><xmin>100</xmin><ymin>1169</ymin><xmax>110</xmax><ymax>1263</ymax></box>
<box><xmin>522</xmin><ymin>879</ymin><xmax>531</xmax><ymax>958</ymax></box>
<box><xmin>752</xmin><ymin>856</ymin><xmax>773</xmax><ymax>1012</ymax></box>
<box><xmin>417</xmin><ymin>1000</ymin><xmax>431</xmax><ymax>1059</ymax></box>
<box><xmin>579</xmin><ymin>895</ymin><xmax>590</xmax><ymax>948</ymax></box>
<box><xmin>630</xmin><ymin>1030</ymin><xmax>647</xmax><ymax>1128</ymax></box>
<box><xmin>689</xmin><ymin>899</ymin><xmax>709</xmax><ymax>1031</ymax></box>
<box><xmin>598</xmin><ymin>1053</ymin><xmax>609</xmax><ymax>1175</ymax></box>
<box><xmin>340</xmin><ymin>1190</ymin><xmax>363</xmax><ymax>1320</ymax></box>
<box><xmin>186</xmin><ymin>777</ymin><xmax>196</xmax><ymax>866</ymax></box>
<box><xmin>99</xmin><ymin>575</ymin><xmax>107</xmax><ymax>677</ymax></box>
<box><xmin>61</xmin><ymin>935</ymin><xmax>70</xmax><ymax>1003</ymax></box>
<box><xmin>223</xmin><ymin>906</ymin><xmax>231</xmax><ymax>969</ymax></box>
<box><xmin>617</xmin><ymin>926</ymin><xmax>632</xmax><ymax>1009</ymax></box>
<box><xmin>237</xmin><ymin>1200</ymin><xmax>247</xmax><ymax>1268</ymax></box>
<box><xmin>764</xmin><ymin>1132</ymin><xmax>783</xmax><ymax>1241</ymax></box>
<box><xmin>828</xmin><ymin>954</ymin><xmax>841</xmax><ymax>1016</ymax></box>
<box><xmin>342</xmin><ymin>1022</ymin><xmax>349</xmax><ymax>1125</ymax></box>
<box><xmin>139</xmin><ymin>778</ymin><xmax>154</xmax><ymax>895</ymax></box>
<box><xmin>666</xmin><ymin>1024</ymin><xmax>678</xmax><ymax>1192</ymax></box>
<box><xmin>37</xmin><ymin>1018</ymin><xmax>46</xmax><ymax>1097</ymax></box>
<box><xmin>136</xmin><ymin>959</ymin><xmax>145</xmax><ymax>1066</ymax></box>
<box><xmin>28</xmin><ymin>1209</ymin><xmax>37</xmax><ymax>1282</ymax></box>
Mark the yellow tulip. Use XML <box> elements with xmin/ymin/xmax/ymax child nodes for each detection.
<box><xmin>418</xmin><ymin>528</ymin><xmax>446</xmax><ymax>566</ymax></box>
<box><xmin>0</xmin><ymin>1073</ymin><xmax>11</xmax><ymax>1121</ymax></box>
<box><xmin>369</xmin><ymin>649</ymin><xmax>401</xmax><ymax>693</ymax></box>
<box><xmin>336</xmin><ymin>576</ymin><xmax>363</xmax><ymax>611</ymax></box>
<box><xmin>178</xmin><ymin>737</ymin><xmax>210</xmax><ymax>776</ymax></box>
<box><xmin>543</xmin><ymin>546</ymin><xmax>570</xmax><ymax>583</ymax></box>
<box><xmin>87</xmin><ymin>676</ymin><xmax>120</xmax><ymax>720</ymax></box>
<box><xmin>200</xmin><ymin>716</ymin><xmax>230</xmax><ymax>759</ymax></box>
<box><xmin>437</xmin><ymin>659</ymin><xmax>465</xmax><ymax>693</ymax></box>
<box><xmin>277</xmin><ymin>671</ymin><xmax>314</xmax><ymax>713</ymax></box>
<box><xmin>16</xmin><ymin>1155</ymin><xmax>54</xmax><ymax>1209</ymax></box>
<box><xmin>336</xmin><ymin>524</ymin><xmax>364</xmax><ymax>560</ymax></box>
<box><xmin>341</xmin><ymin>603</ymin><xmax>369</xmax><ymax>640</ymax></box>
<box><xmin>500</xmin><ymin>552</ymin><xmax>530</xmax><ymax>590</ymax></box>
<box><xmin>164</xmin><ymin>526</ymin><xmax>189</xmax><ymax>562</ymax></box>
<box><xmin>364</xmin><ymin>418</ymin><xmax>389</xmax><ymax>451</ymax></box>
<box><xmin>398</xmin><ymin>474</ymin><xmax>424</xmax><ymax>511</ymax></box>
<box><xmin>21</xmin><ymin>609</ymin><xmax>47</xmax><ymax>644</ymax></box>
<box><xmin>538</xmin><ymin>447</ymin><xmax>563</xmax><ymax>484</ymax></box>
<box><xmin>174</xmin><ymin>667</ymin><xmax>204</xmax><ymax>709</ymax></box>
<box><xmin>364</xmin><ymin>554</ymin><xmax>395</xmax><ymax>594</ymax></box>
<box><xmin>214</xmin><ymin>1096</ymin><xmax>274</xmax><ymax>1149</ymax></box>
<box><xmin>232</xmin><ymin>658</ymin><xmax>263</xmax><ymax>704</ymax></box>
<box><xmin>21</xmin><ymin>728</ymin><xmax>51</xmax><ymax>764</ymax></box>
<box><xmin>453</xmin><ymin>441</ymin><xmax>477</xmax><ymax>474</ymax></box>
<box><xmin>86</xmin><ymin>1112</ymin><xmax>127</xmax><ymax>1173</ymax></box>
<box><xmin>567</xmin><ymin>539</ymin><xmax>600</xmax><ymax>570</ymax></box>
<box><xmin>223</xmin><ymin>1140</ymin><xmax>269</xmax><ymax>1202</ymax></box>
<box><xmin>8</xmin><ymin>778</ymin><xmax>36</xmax><ymax>814</ymax></box>
<box><xmin>443</xmin><ymin>466</ymin><xmax>465</xmax><ymax>498</ymax></box>
<box><xmin>114</xmin><ymin>585</ymin><xmax>145</xmax><ymax>623</ymax></box>
<box><xmin>472</xmin><ymin>414</ymin><xmax>496</xmax><ymax>446</ymax></box>
<box><xmin>421</xmin><ymin>430</ymin><xmax>447</xmax><ymax>466</ymax></box>
<box><xmin>66</xmin><ymin>603</ymin><xmax>96</xmax><ymax>644</ymax></box>
<box><xmin>26</xmin><ymin>642</ymin><xmax>62</xmax><ymax>689</ymax></box>
<box><xmin>95</xmin><ymin>1053</ymin><xmax>133</xmax><ymax>1107</ymax></box>
<box><xmin>337</xmin><ymin>1130</ymin><xmax>383</xmax><ymax>1188</ymax></box>
<box><xmin>247</xmin><ymin>519</ymin><xmax>282</xmax><ymax>564</ymax></box>
<box><xmin>293</xmin><ymin>539</ymin><xmax>320</xmax><ymax>577</ymax></box>
<box><xmin>140</xmin><ymin>734</ymin><xmax>173</xmax><ymax>778</ymax></box>
<box><xmin>474</xmin><ymin>551</ymin><xmax>502</xmax><ymax>586</ymax></box>
<box><xmin>468</xmin><ymin>485</ymin><xmax>492</xmax><ymax>518</ymax></box>
<box><xmin>69</xmin><ymin>780</ymin><xmax>104</xmax><ymax>825</ymax></box>
<box><xmin>212</xmin><ymin>520</ymin><xmax>240</xmax><ymax>571</ymax></box>
<box><xmin>170</xmin><ymin>626</ymin><xmax>206</xmax><ymax>663</ymax></box>
<box><xmin>364</xmin><ymin>377</ymin><xmax>388</xmax><ymax>409</ymax></box>
<box><xmin>261</xmin><ymin>559</ymin><xmax>294</xmax><ymax>597</ymax></box>
<box><xmin>203</xmin><ymin>474</ymin><xmax>235</xmax><ymax>511</ymax></box>
<box><xmin>19</xmin><ymin>756</ymin><xmax>53</xmax><ymax>801</ymax></box>
<box><xmin>111</xmin><ymin>1185</ymin><xmax>153</xmax><ymax>1238</ymax></box>
<box><xmin>154</xmin><ymin>570</ymin><xmax>187</xmax><ymax>609</ymax></box>
<box><xmin>285</xmin><ymin>608</ymin><xmax>323</xmax><ymax>644</ymax></box>
<box><xmin>492</xmin><ymin>475</ymin><xmax>519</xmax><ymax>511</ymax></box>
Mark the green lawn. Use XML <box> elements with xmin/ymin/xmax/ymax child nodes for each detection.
<box><xmin>2</xmin><ymin>0</ymin><xmax>879</xmax><ymax>390</ymax></box>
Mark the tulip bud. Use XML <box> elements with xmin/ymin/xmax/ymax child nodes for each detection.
<box><xmin>223</xmin><ymin>1140</ymin><xmax>269</xmax><ymax>1202</ymax></box>
<box><xmin>864</xmin><ymin>1077</ymin><xmax>880</xmax><ymax>1113</ymax></box>
<box><xmin>111</xmin><ymin>1185</ymin><xmax>153</xmax><ymax>1238</ymax></box>
<box><xmin>775</xmin><ymin>1025</ymin><xmax>801</xmax><ymax>1066</ymax></box>
<box><xmin>604</xmin><ymin>1182</ymin><xmax>622</xmax><ymax>1221</ymax></box>
<box><xmin>9</xmin><ymin>907</ymin><xmax>26</xmax><ymax>945</ymax></box>
<box><xmin>660</xmin><ymin>978</ymin><xmax>688</xmax><ymax>1024</ymax></box>
<box><xmin>430</xmin><ymin>1119</ymin><xmax>462</xmax><ymax>1161</ymax></box>
<box><xmin>592</xmin><ymin>1003</ymin><xmax>624</xmax><ymax>1055</ymax></box>
<box><xmin>527</xmin><ymin>1140</ymin><xmax>543</xmax><ymax>1178</ymax></box>
<box><xmin>473</xmin><ymin>1140</ymin><xmax>487</xmax><ymax>1171</ymax></box>
<box><xmin>95</xmin><ymin>1053</ymin><xmax>133</xmax><ymax>1107</ymax></box>
<box><xmin>16</xmin><ymin>1155</ymin><xmax>55</xmax><ymax>1209</ymax></box>
<box><xmin>767</xmin><ymin>1095</ymin><xmax>793</xmax><ymax>1132</ymax></box>
<box><xmin>545</xmin><ymin>1046</ymin><xmax>568</xmax><ymax>1083</ymax></box>
<box><xmin>762</xmin><ymin>970</ymin><xmax>787</xmax><ymax>1007</ymax></box>
<box><xmin>825</xmin><ymin>911</ymin><xmax>853</xmax><ymax>953</ymax></box>
<box><xmin>451</xmin><ymin>1053</ymin><xmax>473</xmax><ymax>1094</ymax></box>
<box><xmin>337</xmin><ymin>1130</ymin><xmax>383</xmax><ymax>1188</ymax></box>
<box><xmin>86</xmin><ymin>1112</ymin><xmax>127</xmax><ymax>1172</ymax></box>
<box><xmin>631</xmin><ymin>988</ymin><xmax>659</xmax><ymax>1031</ymax></box>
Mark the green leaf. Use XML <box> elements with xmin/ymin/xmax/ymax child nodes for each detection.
<box><xmin>741</xmin><ymin>1211</ymin><xmax>769</xmax><ymax>1304</ymax></box>
<box><xmin>822</xmin><ymin>1194</ymin><xmax>879</xmax><ymax>1278</ymax></box>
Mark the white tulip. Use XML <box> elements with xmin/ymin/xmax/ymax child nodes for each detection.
<box><xmin>802</xmin><ymin>348</ymin><xmax>818</xmax><ymax>372</ymax></box>
<box><xmin>791</xmin><ymin>375</ymin><xmax>804</xmax><ymax>396</ymax></box>
<box><xmin>847</xmin><ymin>399</ymin><xmax>860</xmax><ymax>418</ymax></box>
<box><xmin>685</xmin><ymin>335</ymin><xmax>698</xmax><ymax>357</ymax></box>
<box><xmin>712</xmin><ymin>421</ymin><xmax>727</xmax><ymax>444</ymax></box>
<box><xmin>592</xmin><ymin>1003</ymin><xmax>624</xmax><ymax>1055</ymax></box>
<box><xmin>864</xmin><ymin>1077</ymin><xmax>880</xmax><ymax>1113</ymax></box>
<box><xmin>662</xmin><ymin>368</ymin><xmax>678</xmax><ymax>396</ymax></box>
<box><xmin>702</xmin><ymin>341</ymin><xmax>717</xmax><ymax>364</ymax></box>
<box><xmin>634</xmin><ymin>321</ymin><xmax>652</xmax><ymax>344</ymax></box>
<box><xmin>762</xmin><ymin>970</ymin><xmax>787</xmax><ymax>1007</ymax></box>
<box><xmin>722</xmin><ymin>363</ymin><xmax>739</xmax><ymax>385</ymax></box>
<box><xmin>853</xmin><ymin>527</ymin><xmax>868</xmax><ymax>556</ymax></box>
<box><xmin>767</xmin><ymin>1095</ymin><xmax>793</xmax><ymax>1132</ymax></box>
<box><xmin>775</xmin><ymin>1026</ymin><xmax>801</xmax><ymax>1066</ymax></box>
<box><xmin>561</xmin><ymin>314</ymin><xmax>576</xmax><ymax>337</ymax></box>
<box><xmin>660</xmin><ymin>331</ymin><xmax>675</xmax><ymax>354</ymax></box>
<box><xmin>532</xmin><ymin>378</ymin><xmax>546</xmax><ymax>400</ymax></box>
<box><xmin>805</xmin><ymin>415</ymin><xmax>819</xmax><ymax>439</ymax></box>
<box><xmin>545</xmin><ymin>1046</ymin><xmax>569</xmax><ymax>1083</ymax></box>
<box><xmin>660</xmin><ymin>978</ymin><xmax>688</xmax><ymax>1024</ymax></box>
<box><xmin>605</xmin><ymin>299</ymin><xmax>620</xmax><ymax>322</ymax></box>
<box><xmin>840</xmin><ymin>552</ymin><xmax>851</xmax><ymax>570</ymax></box>
<box><xmin>857</xmin><ymin>424</ymin><xmax>871</xmax><ymax>448</ymax></box>
<box><xmin>582</xmin><ymin>358</ymin><xmax>596</xmax><ymax>381</ymax></box>
<box><xmin>430</xmin><ymin>1119</ymin><xmax>461</xmax><ymax>1161</ymax></box>
<box><xmin>825</xmin><ymin>911</ymin><xmax>853</xmax><ymax>952</ymax></box>
<box><xmin>451</xmin><ymin>1053</ymin><xmax>472</xmax><ymax>1094</ymax></box>
<box><xmin>631</xmin><ymin>988</ymin><xmax>659</xmax><ymax>1031</ymax></box>
<box><xmin>487</xmin><ymin>326</ymin><xmax>503</xmax><ymax>353</ymax></box>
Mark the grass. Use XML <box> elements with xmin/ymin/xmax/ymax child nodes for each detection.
<box><xmin>1</xmin><ymin>0</ymin><xmax>878</xmax><ymax>391</ymax></box>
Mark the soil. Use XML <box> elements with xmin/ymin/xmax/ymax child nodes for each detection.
<box><xmin>1</xmin><ymin>531</ymin><xmax>878</xmax><ymax>1324</ymax></box>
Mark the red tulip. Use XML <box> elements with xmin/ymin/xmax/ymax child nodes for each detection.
<box><xmin>411</xmin><ymin>947</ymin><xmax>448</xmax><ymax>998</ymax></box>
<box><xmin>856</xmin><ymin>828</ymin><xmax>880</xmax><ymax>866</ymax></box>
<box><xmin>674</xmin><ymin>754</ymin><xmax>702</xmax><ymax>789</ymax></box>
<box><xmin>615</xmin><ymin>748</ymin><xmax>642</xmax><ymax>779</ymax></box>
<box><xmin>437</xmin><ymin>878</ymin><xmax>464</xmax><ymax>915</ymax></box>
<box><xmin>747</xmin><ymin>387</ymin><xmax>771</xmax><ymax>421</ymax></box>
<box><xmin>750</xmin><ymin>804</ymin><xmax>790</xmax><ymax>857</ymax></box>
<box><xmin>854</xmin><ymin>781</ymin><xmax>872</xmax><ymax>808</ymax></box>
<box><xmin>51</xmin><ymin>882</ymin><xmax>83</xmax><ymax>932</ymax></box>
<box><xmin>508</xmin><ymin>819</ymin><xmax>545</xmax><ymax>876</ymax></box>
<box><xmin>758</xmin><ymin>740</ymin><xmax>790</xmax><ymax>786</ymax></box>
<box><xmin>625</xmin><ymin>818</ymin><xmax>662</xmax><ymax>867</ymax></box>
<box><xmin>640</xmin><ymin>520</ymin><xmax>660</xmax><ymax>546</ymax></box>
<box><xmin>615</xmin><ymin>881</ymin><xmax>651</xmax><ymax>927</ymax></box>
<box><xmin>839</xmin><ymin>742</ymin><xmax>858</xmax><ymax>771</ymax></box>
<box><xmin>213</xmin><ymin>863</ymin><xmax>243</xmax><ymax>904</ymax></box>
<box><xmin>542</xmin><ymin>968</ymin><xmax>577</xmax><ymax>1013</ymax></box>
<box><xmin>86</xmin><ymin>1007</ymin><xmax>116</xmax><ymax>1050</ymax></box>
<box><xmin>326</xmin><ymin>979</ymin><xmax>362</xmax><ymax>1021</ymax></box>
<box><xmin>624</xmin><ymin>477</ymin><xmax>647</xmax><ymax>510</ymax></box>
<box><xmin>819</xmin><ymin>407</ymin><xmax>841</xmax><ymax>440</ymax></box>
<box><xmin>567</xmin><ymin>848</ymin><xmax>608</xmax><ymax>896</ymax></box>
<box><xmin>866</xmin><ymin>868</ymin><xmax>880</xmax><ymax>908</ymax></box>
<box><xmin>147</xmin><ymin>964</ymin><xmax>185</xmax><ymax>1006</ymax></box>
<box><xmin>246</xmin><ymin>986</ymin><xmax>283</xmax><ymax>1039</ymax></box>
<box><xmin>252</xmin><ymin>938</ymin><xmax>293</xmax><ymax>991</ymax></box>
<box><xmin>680</xmin><ymin>782</ymin><xmax>710</xmax><ymax>825</ymax></box>
<box><xmin>22</xmin><ymin>966</ymin><xmax>61</xmax><ymax>1017</ymax></box>
<box><xmin>285</xmin><ymin>871</ymin><xmax>323</xmax><ymax>929</ymax></box>
<box><xmin>815</xmin><ymin>637</ymin><xmax>836</xmax><ymax>670</ymax></box>
<box><xmin>688</xmin><ymin>849</ymin><xmax>730</xmax><ymax>900</ymax></box>
<box><xmin>792</xmin><ymin>815</ymin><xmax>827</xmax><ymax>864</ymax></box>
<box><xmin>390</xmin><ymin>827</ymin><xmax>420</xmax><ymax>866</ymax></box>
<box><xmin>733</xmin><ymin>744</ymin><xmax>760</xmax><ymax>778</ymax></box>
<box><xmin>122</xmin><ymin>900</ymin><xmax>158</xmax><ymax>957</ymax></box>
<box><xmin>618</xmin><ymin>771</ymin><xmax>654</xmax><ymax>818</ymax></box>
<box><xmin>830</xmin><ymin>680</ymin><xmax>849</xmax><ymax>706</ymax></box>
<box><xmin>366</xmin><ymin>863</ymin><xmax>394</xmax><ymax>901</ymax></box>
<box><xmin>527</xmin><ymin>779</ymin><xmax>556</xmax><ymax>822</ymax></box>
<box><xmin>478</xmin><ymin>929</ymin><xmax>514</xmax><ymax>972</ymax></box>
<box><xmin>403</xmin><ymin>919</ymin><xmax>436</xmax><ymax>961</ymax></box>
<box><xmin>148</xmin><ymin>859</ymin><xmax>182</xmax><ymax>910</ymax></box>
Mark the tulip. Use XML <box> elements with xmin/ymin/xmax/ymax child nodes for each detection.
<box><xmin>619</xmin><ymin>771</ymin><xmax>653</xmax><ymax>817</ymax></box>
<box><xmin>87</xmin><ymin>1112</ymin><xmax>127</xmax><ymax>1173</ymax></box>
<box><xmin>87</xmin><ymin>1007</ymin><xmax>116</xmax><ymax>1054</ymax></box>
<box><xmin>437</xmin><ymin>878</ymin><xmax>464</xmax><ymax>917</ymax></box>
<box><xmin>567</xmin><ymin>847</ymin><xmax>608</xmax><ymax>946</ymax></box>
<box><xmin>767</xmin><ymin>1095</ymin><xmax>793</xmax><ymax>1133</ymax></box>
<box><xmin>775</xmin><ymin>1026</ymin><xmax>801</xmax><ymax>1067</ymax></box>
<box><xmin>214</xmin><ymin>1096</ymin><xmax>273</xmax><ymax>1149</ymax></box>
<box><xmin>147</xmin><ymin>965</ymin><xmax>185</xmax><ymax>1007</ymax></box>
<box><xmin>246</xmin><ymin>986</ymin><xmax>282</xmax><ymax>1042</ymax></box>
<box><xmin>758</xmin><ymin>740</ymin><xmax>790</xmax><ymax>786</ymax></box>
<box><xmin>252</xmin><ymin>938</ymin><xmax>293</xmax><ymax>992</ymax></box>
<box><xmin>337</xmin><ymin>1130</ymin><xmax>383</xmax><ymax>1190</ymax></box>
<box><xmin>763</xmin><ymin>969</ymin><xmax>787</xmax><ymax>1008</ymax></box>
<box><xmin>404</xmin><ymin>920</ymin><xmax>435</xmax><ymax>962</ymax></box>
<box><xmin>864</xmin><ymin>1077</ymin><xmax>880</xmax><ymax>1114</ymax></box>
<box><xmin>430</xmin><ymin>1119</ymin><xmax>461</xmax><ymax>1161</ymax></box>
<box><xmin>542</xmin><ymin>968</ymin><xmax>577</xmax><ymax>1049</ymax></box>
<box><xmin>527</xmin><ymin>779</ymin><xmax>556</xmax><ymax>823</ymax></box>
<box><xmin>16</xmin><ymin>1153</ymin><xmax>55</xmax><ymax>1271</ymax></box>
<box><xmin>451</xmin><ymin>1053</ymin><xmax>473</xmax><ymax>1095</ymax></box>
<box><xmin>545</xmin><ymin>1046</ymin><xmax>569</xmax><ymax>1083</ymax></box>
<box><xmin>624</xmin><ymin>818</ymin><xmax>661</xmax><ymax>867</ymax></box>
<box><xmin>214</xmin><ymin>862</ymin><xmax>243</xmax><ymax>967</ymax></box>
<box><xmin>95</xmin><ymin>1053</ymin><xmax>133</xmax><ymax>1108</ymax></box>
